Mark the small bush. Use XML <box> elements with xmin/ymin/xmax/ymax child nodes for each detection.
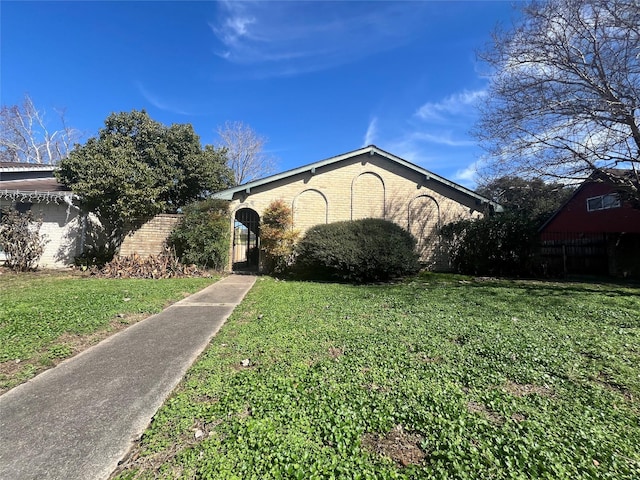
<box><xmin>167</xmin><ymin>199</ymin><xmax>230</xmax><ymax>270</ymax></box>
<box><xmin>74</xmin><ymin>244</ymin><xmax>117</xmax><ymax>268</ymax></box>
<box><xmin>0</xmin><ymin>207</ymin><xmax>47</xmax><ymax>272</ymax></box>
<box><xmin>261</xmin><ymin>200</ymin><xmax>299</xmax><ymax>274</ymax></box>
<box><xmin>74</xmin><ymin>219</ymin><xmax>119</xmax><ymax>267</ymax></box>
<box><xmin>294</xmin><ymin>218</ymin><xmax>420</xmax><ymax>283</ymax></box>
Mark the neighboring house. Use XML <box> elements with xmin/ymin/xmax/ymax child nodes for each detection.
<box><xmin>213</xmin><ymin>145</ymin><xmax>501</xmax><ymax>272</ymax></box>
<box><xmin>539</xmin><ymin>170</ymin><xmax>640</xmax><ymax>277</ymax></box>
<box><xmin>0</xmin><ymin>162</ymin><xmax>85</xmax><ymax>268</ymax></box>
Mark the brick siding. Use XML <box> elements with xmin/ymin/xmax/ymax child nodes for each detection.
<box><xmin>227</xmin><ymin>153</ymin><xmax>483</xmax><ymax>270</ymax></box>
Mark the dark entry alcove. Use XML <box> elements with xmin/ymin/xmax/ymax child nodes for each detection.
<box><xmin>232</xmin><ymin>208</ymin><xmax>260</xmax><ymax>271</ymax></box>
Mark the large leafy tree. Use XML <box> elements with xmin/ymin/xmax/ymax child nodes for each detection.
<box><xmin>56</xmin><ymin>110</ymin><xmax>233</xmax><ymax>244</ymax></box>
<box><xmin>476</xmin><ymin>0</ymin><xmax>640</xmax><ymax>201</ymax></box>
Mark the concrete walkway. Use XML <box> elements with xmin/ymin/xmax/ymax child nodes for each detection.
<box><xmin>0</xmin><ymin>274</ymin><xmax>256</xmax><ymax>480</ymax></box>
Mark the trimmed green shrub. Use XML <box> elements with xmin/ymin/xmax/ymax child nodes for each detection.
<box><xmin>294</xmin><ymin>218</ymin><xmax>420</xmax><ymax>283</ymax></box>
<box><xmin>167</xmin><ymin>199</ymin><xmax>230</xmax><ymax>270</ymax></box>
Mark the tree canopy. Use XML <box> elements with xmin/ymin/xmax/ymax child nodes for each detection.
<box><xmin>477</xmin><ymin>176</ymin><xmax>574</xmax><ymax>225</ymax></box>
<box><xmin>476</xmin><ymin>0</ymin><xmax>640</xmax><ymax>201</ymax></box>
<box><xmin>56</xmin><ymin>110</ymin><xmax>233</xmax><ymax>242</ymax></box>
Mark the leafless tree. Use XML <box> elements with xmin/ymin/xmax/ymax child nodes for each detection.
<box><xmin>0</xmin><ymin>94</ymin><xmax>80</xmax><ymax>164</ymax></box>
<box><xmin>476</xmin><ymin>0</ymin><xmax>640</xmax><ymax>201</ymax></box>
<box><xmin>217</xmin><ymin>121</ymin><xmax>276</xmax><ymax>185</ymax></box>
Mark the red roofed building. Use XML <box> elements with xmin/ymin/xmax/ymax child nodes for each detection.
<box><xmin>539</xmin><ymin>171</ymin><xmax>640</xmax><ymax>277</ymax></box>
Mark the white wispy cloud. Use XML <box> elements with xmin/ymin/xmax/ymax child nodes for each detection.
<box><xmin>454</xmin><ymin>160</ymin><xmax>482</xmax><ymax>184</ymax></box>
<box><xmin>136</xmin><ymin>82</ymin><xmax>191</xmax><ymax>115</ymax></box>
<box><xmin>415</xmin><ymin>89</ymin><xmax>487</xmax><ymax>121</ymax></box>
<box><xmin>409</xmin><ymin>131</ymin><xmax>476</xmax><ymax>148</ymax></box>
<box><xmin>210</xmin><ymin>1</ymin><xmax>431</xmax><ymax>76</ymax></box>
<box><xmin>363</xmin><ymin>117</ymin><xmax>378</xmax><ymax>147</ymax></box>
<box><xmin>365</xmin><ymin>87</ymin><xmax>487</xmax><ymax>188</ymax></box>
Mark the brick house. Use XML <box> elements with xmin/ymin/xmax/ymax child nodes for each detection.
<box><xmin>0</xmin><ymin>162</ymin><xmax>85</xmax><ymax>268</ymax></box>
<box><xmin>213</xmin><ymin>145</ymin><xmax>501</xmax><ymax>272</ymax></box>
<box><xmin>539</xmin><ymin>170</ymin><xmax>640</xmax><ymax>277</ymax></box>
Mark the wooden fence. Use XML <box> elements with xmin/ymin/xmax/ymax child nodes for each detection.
<box><xmin>540</xmin><ymin>232</ymin><xmax>640</xmax><ymax>278</ymax></box>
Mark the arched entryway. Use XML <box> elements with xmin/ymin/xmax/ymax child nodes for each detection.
<box><xmin>233</xmin><ymin>208</ymin><xmax>260</xmax><ymax>271</ymax></box>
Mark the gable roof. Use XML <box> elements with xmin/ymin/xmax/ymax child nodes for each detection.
<box><xmin>213</xmin><ymin>145</ymin><xmax>503</xmax><ymax>211</ymax></box>
<box><xmin>539</xmin><ymin>169</ymin><xmax>639</xmax><ymax>233</ymax></box>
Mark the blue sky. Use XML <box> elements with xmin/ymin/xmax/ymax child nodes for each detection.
<box><xmin>1</xmin><ymin>1</ymin><xmax>519</xmax><ymax>188</ymax></box>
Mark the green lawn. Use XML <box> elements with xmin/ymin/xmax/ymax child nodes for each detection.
<box><xmin>0</xmin><ymin>271</ymin><xmax>219</xmax><ymax>392</ymax></box>
<box><xmin>114</xmin><ymin>274</ymin><xmax>640</xmax><ymax>479</ymax></box>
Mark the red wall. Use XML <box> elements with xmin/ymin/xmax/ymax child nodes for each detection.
<box><xmin>542</xmin><ymin>182</ymin><xmax>640</xmax><ymax>234</ymax></box>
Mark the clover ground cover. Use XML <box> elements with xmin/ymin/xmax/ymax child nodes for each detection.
<box><xmin>116</xmin><ymin>274</ymin><xmax>640</xmax><ymax>479</ymax></box>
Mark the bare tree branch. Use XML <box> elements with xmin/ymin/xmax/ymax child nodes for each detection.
<box><xmin>0</xmin><ymin>94</ymin><xmax>80</xmax><ymax>164</ymax></box>
<box><xmin>216</xmin><ymin>121</ymin><xmax>276</xmax><ymax>185</ymax></box>
<box><xmin>476</xmin><ymin>0</ymin><xmax>640</xmax><ymax>199</ymax></box>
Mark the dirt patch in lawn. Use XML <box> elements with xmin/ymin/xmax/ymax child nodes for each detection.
<box><xmin>467</xmin><ymin>401</ymin><xmax>505</xmax><ymax>425</ymax></box>
<box><xmin>504</xmin><ymin>380</ymin><xmax>554</xmax><ymax>398</ymax></box>
<box><xmin>110</xmin><ymin>437</ymin><xmax>187</xmax><ymax>480</ymax></box>
<box><xmin>328</xmin><ymin>346</ymin><xmax>344</xmax><ymax>360</ymax></box>
<box><xmin>0</xmin><ymin>313</ymin><xmax>148</xmax><ymax>395</ymax></box>
<box><xmin>362</xmin><ymin>424</ymin><xmax>426</xmax><ymax>467</ymax></box>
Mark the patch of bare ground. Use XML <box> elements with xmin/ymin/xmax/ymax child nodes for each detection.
<box><xmin>328</xmin><ymin>346</ymin><xmax>344</xmax><ymax>360</ymax></box>
<box><xmin>234</xmin><ymin>309</ymin><xmax>258</xmax><ymax>326</ymax></box>
<box><xmin>466</xmin><ymin>401</ymin><xmax>505</xmax><ymax>426</ymax></box>
<box><xmin>362</xmin><ymin>380</ymin><xmax>389</xmax><ymax>393</ymax></box>
<box><xmin>109</xmin><ymin>438</ymin><xmax>186</xmax><ymax>480</ymax></box>
<box><xmin>362</xmin><ymin>424</ymin><xmax>426</xmax><ymax>467</ymax></box>
<box><xmin>417</xmin><ymin>353</ymin><xmax>441</xmax><ymax>363</ymax></box>
<box><xmin>504</xmin><ymin>380</ymin><xmax>554</xmax><ymax>398</ymax></box>
<box><xmin>511</xmin><ymin>412</ymin><xmax>527</xmax><ymax>422</ymax></box>
<box><xmin>0</xmin><ymin>266</ymin><xmax>88</xmax><ymax>280</ymax></box>
<box><xmin>0</xmin><ymin>313</ymin><xmax>148</xmax><ymax>395</ymax></box>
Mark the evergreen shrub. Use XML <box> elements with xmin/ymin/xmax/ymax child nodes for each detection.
<box><xmin>440</xmin><ymin>212</ymin><xmax>539</xmax><ymax>276</ymax></box>
<box><xmin>294</xmin><ymin>218</ymin><xmax>420</xmax><ymax>283</ymax></box>
<box><xmin>168</xmin><ymin>199</ymin><xmax>230</xmax><ymax>270</ymax></box>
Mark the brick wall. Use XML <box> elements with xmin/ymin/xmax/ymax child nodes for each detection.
<box><xmin>227</xmin><ymin>152</ymin><xmax>484</xmax><ymax>270</ymax></box>
<box><xmin>119</xmin><ymin>214</ymin><xmax>182</xmax><ymax>257</ymax></box>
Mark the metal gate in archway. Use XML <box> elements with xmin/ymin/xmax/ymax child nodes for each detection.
<box><xmin>232</xmin><ymin>208</ymin><xmax>260</xmax><ymax>270</ymax></box>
